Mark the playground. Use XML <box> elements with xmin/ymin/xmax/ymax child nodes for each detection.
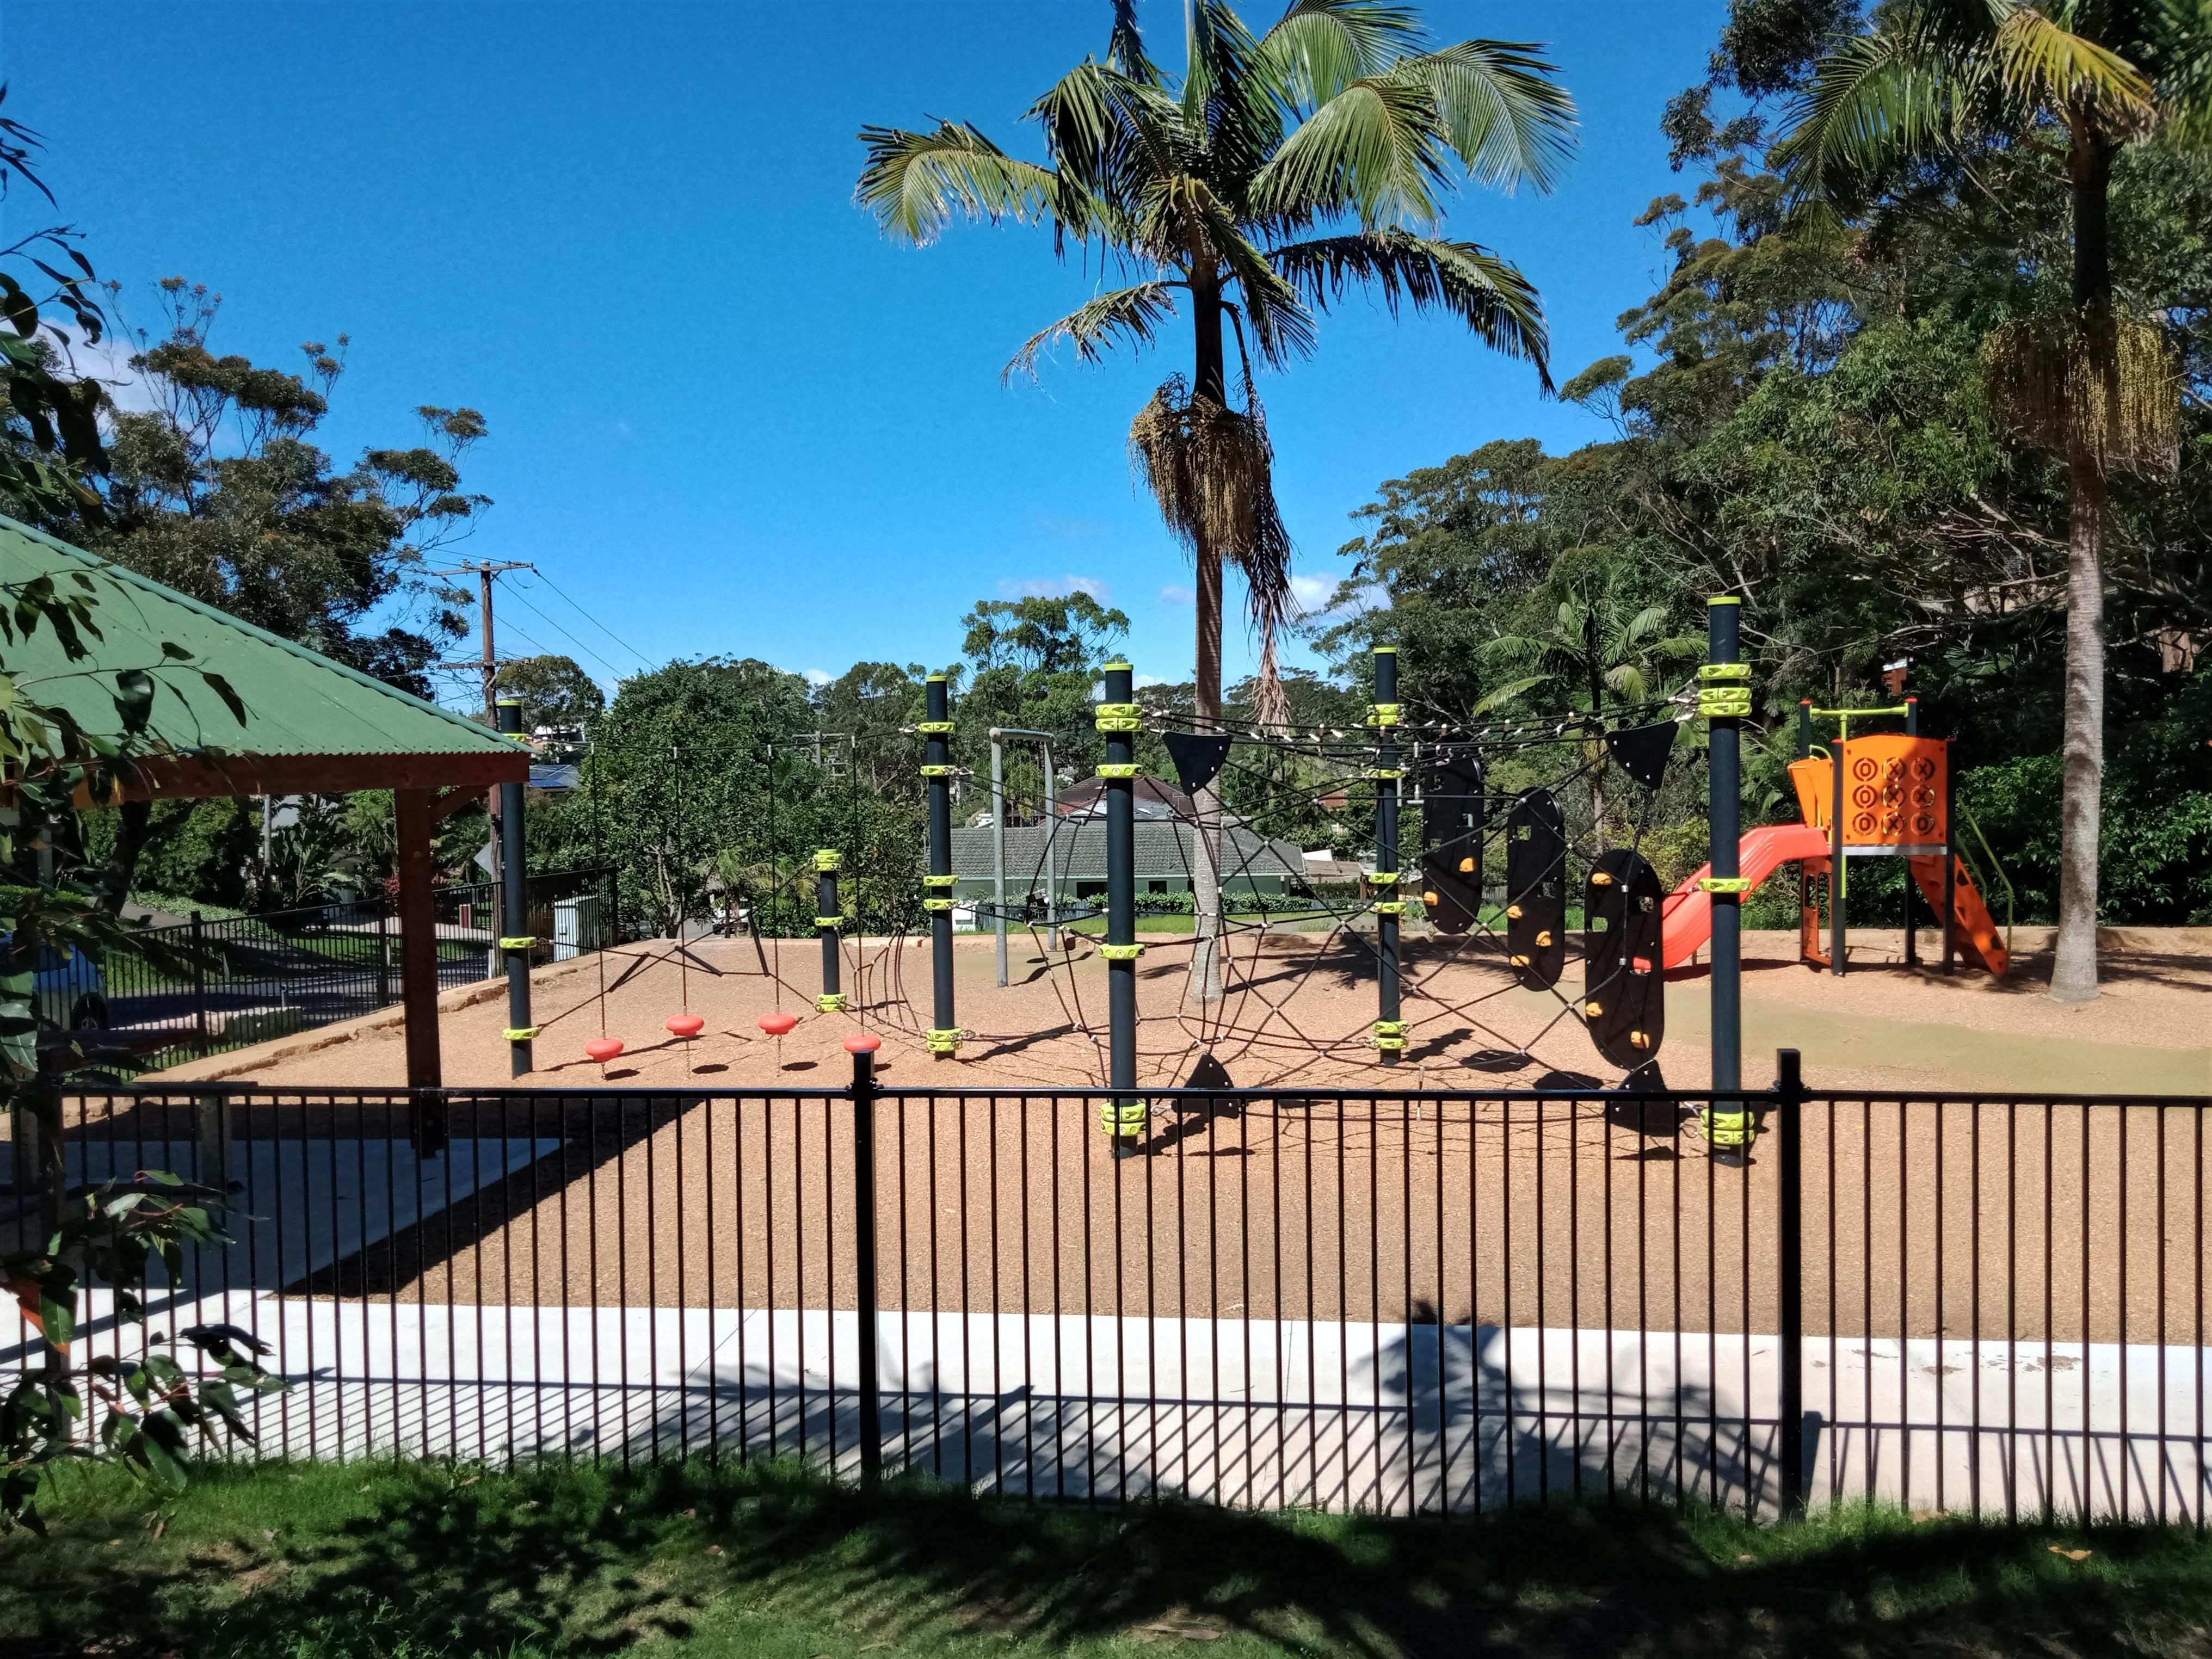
<box><xmin>149</xmin><ymin>921</ymin><xmax>2211</xmax><ymax>1098</ymax></box>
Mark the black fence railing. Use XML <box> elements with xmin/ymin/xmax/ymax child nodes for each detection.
<box><xmin>5</xmin><ymin>1065</ymin><xmax>2207</xmax><ymax>1519</ymax></box>
<box><xmin>85</xmin><ymin>867</ymin><xmax>618</xmax><ymax>1075</ymax></box>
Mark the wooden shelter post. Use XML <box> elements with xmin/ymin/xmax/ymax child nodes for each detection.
<box><xmin>395</xmin><ymin>787</ymin><xmax>445</xmax><ymax>1125</ymax></box>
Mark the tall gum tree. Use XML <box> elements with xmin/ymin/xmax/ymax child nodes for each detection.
<box><xmin>858</xmin><ymin>0</ymin><xmax>1574</xmax><ymax>1001</ymax></box>
<box><xmin>1775</xmin><ymin>0</ymin><xmax>2205</xmax><ymax>1001</ymax></box>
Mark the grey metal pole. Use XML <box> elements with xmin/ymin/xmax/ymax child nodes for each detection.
<box><xmin>1099</xmin><ymin>663</ymin><xmax>1143</xmax><ymax>1156</ymax></box>
<box><xmin>1042</xmin><ymin>737</ymin><xmax>1058</xmax><ymax>929</ymax></box>
<box><xmin>815</xmin><ymin>850</ymin><xmax>846</xmax><ymax>1012</ymax></box>
<box><xmin>496</xmin><ymin>697</ymin><xmax>534</xmax><ymax>1077</ymax></box>
<box><xmin>1701</xmin><ymin>597</ymin><xmax>1749</xmax><ymax>1159</ymax></box>
<box><xmin>1372</xmin><ymin>648</ymin><xmax>1404</xmax><ymax>1064</ymax></box>
<box><xmin>921</xmin><ymin>674</ymin><xmax>959</xmax><ymax>1058</ymax></box>
<box><xmin>990</xmin><ymin>733</ymin><xmax>1008</xmax><ymax>986</ymax></box>
<box><xmin>1831</xmin><ymin>725</ymin><xmax>1847</xmax><ymax>978</ymax></box>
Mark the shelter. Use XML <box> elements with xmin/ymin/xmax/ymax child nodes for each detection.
<box><xmin>0</xmin><ymin>514</ymin><xmax>526</xmax><ymax>1091</ymax></box>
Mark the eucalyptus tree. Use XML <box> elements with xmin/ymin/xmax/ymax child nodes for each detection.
<box><xmin>1774</xmin><ymin>0</ymin><xmax>2210</xmax><ymax>1001</ymax></box>
<box><xmin>858</xmin><ymin>0</ymin><xmax>1575</xmax><ymax>997</ymax></box>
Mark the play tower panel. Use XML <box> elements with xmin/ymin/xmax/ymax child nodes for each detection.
<box><xmin>1788</xmin><ymin>734</ymin><xmax>2006</xmax><ymax>976</ymax></box>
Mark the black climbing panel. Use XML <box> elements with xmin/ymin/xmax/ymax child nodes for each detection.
<box><xmin>1419</xmin><ymin>749</ymin><xmax>1485</xmax><ymax>935</ymax></box>
<box><xmin>1504</xmin><ymin>788</ymin><xmax>1567</xmax><ymax>990</ymax></box>
<box><xmin>1582</xmin><ymin>847</ymin><xmax>1664</xmax><ymax>1070</ymax></box>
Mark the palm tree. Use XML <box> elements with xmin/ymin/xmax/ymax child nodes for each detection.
<box><xmin>1774</xmin><ymin>0</ymin><xmax>2206</xmax><ymax>1002</ymax></box>
<box><xmin>858</xmin><ymin>0</ymin><xmax>1575</xmax><ymax>998</ymax></box>
<box><xmin>1474</xmin><ymin>569</ymin><xmax>1702</xmax><ymax>838</ymax></box>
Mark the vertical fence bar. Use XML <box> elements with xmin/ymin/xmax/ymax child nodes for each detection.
<box><xmin>1775</xmin><ymin>1050</ymin><xmax>1805</xmax><ymax>1517</ymax></box>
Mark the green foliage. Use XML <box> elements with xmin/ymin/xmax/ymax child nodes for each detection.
<box><xmin>8</xmin><ymin>1457</ymin><xmax>2212</xmax><ymax>1659</ymax></box>
<box><xmin>0</xmin><ymin>565</ymin><xmax>285</xmax><ymax>1531</ymax></box>
<box><xmin>493</xmin><ymin>652</ymin><xmax>602</xmax><ymax>732</ymax></box>
<box><xmin>84</xmin><ymin>279</ymin><xmax>489</xmax><ymax>696</ymax></box>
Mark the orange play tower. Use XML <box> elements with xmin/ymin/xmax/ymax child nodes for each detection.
<box><xmin>1661</xmin><ymin>699</ymin><xmax>2008</xmax><ymax>976</ymax></box>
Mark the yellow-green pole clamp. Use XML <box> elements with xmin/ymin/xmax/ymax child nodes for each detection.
<box><xmin>1703</xmin><ymin>1105</ymin><xmax>1758</xmax><ymax>1148</ymax></box>
<box><xmin>920</xmin><ymin>764</ymin><xmax>957</xmax><ymax>778</ymax></box>
<box><xmin>926</xmin><ymin>1027</ymin><xmax>964</xmax><ymax>1053</ymax></box>
<box><xmin>1373</xmin><ymin>901</ymin><xmax>1407</xmax><ymax>916</ymax></box>
<box><xmin>1697</xmin><ymin>661</ymin><xmax>1753</xmax><ymax>717</ymax></box>
<box><xmin>1097</xmin><ymin>763</ymin><xmax>1140</xmax><ymax>779</ymax></box>
<box><xmin>923</xmin><ymin>874</ymin><xmax>957</xmax><ymax>887</ymax></box>
<box><xmin>1372</xmin><ymin>1019</ymin><xmax>1408</xmax><ymax>1051</ymax></box>
<box><xmin>1697</xmin><ymin>663</ymin><xmax>1752</xmax><ymax>681</ymax></box>
<box><xmin>1099</xmin><ymin>1098</ymin><xmax>1148</xmax><ymax>1137</ymax></box>
<box><xmin>813</xmin><ymin>849</ymin><xmax>843</xmax><ymax>872</ymax></box>
<box><xmin>1366</xmin><ymin>703</ymin><xmax>1401</xmax><ymax>726</ymax></box>
<box><xmin>915</xmin><ymin>720</ymin><xmax>956</xmax><ymax>735</ymax></box>
<box><xmin>1699</xmin><ymin>877</ymin><xmax>1753</xmax><ymax>894</ymax></box>
<box><xmin>498</xmin><ymin>936</ymin><xmax>538</xmax><ymax>950</ymax></box>
<box><xmin>1098</xmin><ymin>942</ymin><xmax>1144</xmax><ymax>960</ymax></box>
<box><xmin>1366</xmin><ymin>767</ymin><xmax>1406</xmax><ymax>781</ymax></box>
<box><xmin>1367</xmin><ymin>871</ymin><xmax>1401</xmax><ymax>886</ymax></box>
<box><xmin>1094</xmin><ymin>702</ymin><xmax>1142</xmax><ymax>733</ymax></box>
<box><xmin>503</xmin><ymin>1026</ymin><xmax>541</xmax><ymax>1043</ymax></box>
<box><xmin>815</xmin><ymin>992</ymin><xmax>848</xmax><ymax>1014</ymax></box>
<box><xmin>814</xmin><ymin>915</ymin><xmax>844</xmax><ymax>929</ymax></box>
<box><xmin>922</xmin><ymin>898</ymin><xmax>954</xmax><ymax>912</ymax></box>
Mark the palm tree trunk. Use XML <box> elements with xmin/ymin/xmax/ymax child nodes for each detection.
<box><xmin>2050</xmin><ymin>135</ymin><xmax>2115</xmax><ymax>1004</ymax></box>
<box><xmin>2051</xmin><ymin>425</ymin><xmax>2105</xmax><ymax>1002</ymax></box>
<box><xmin>1189</xmin><ymin>283</ymin><xmax>1228</xmax><ymax>1004</ymax></box>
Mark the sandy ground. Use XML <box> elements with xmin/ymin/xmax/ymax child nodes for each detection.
<box><xmin>97</xmin><ymin>927</ymin><xmax>2210</xmax><ymax>1345</ymax></box>
<box><xmin>152</xmin><ymin>924</ymin><xmax>2212</xmax><ymax>1097</ymax></box>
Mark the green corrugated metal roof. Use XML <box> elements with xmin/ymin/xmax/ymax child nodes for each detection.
<box><xmin>0</xmin><ymin>512</ymin><xmax>517</xmax><ymax>762</ymax></box>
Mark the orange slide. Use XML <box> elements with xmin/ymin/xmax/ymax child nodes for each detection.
<box><xmin>1660</xmin><ymin>824</ymin><xmax>1832</xmax><ymax>969</ymax></box>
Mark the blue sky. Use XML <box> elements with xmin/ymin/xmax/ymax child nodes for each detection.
<box><xmin>9</xmin><ymin>0</ymin><xmax>1726</xmax><ymax>707</ymax></box>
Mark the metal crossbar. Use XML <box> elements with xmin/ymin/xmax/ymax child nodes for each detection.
<box><xmin>5</xmin><ymin>1068</ymin><xmax>2207</xmax><ymax>1521</ymax></box>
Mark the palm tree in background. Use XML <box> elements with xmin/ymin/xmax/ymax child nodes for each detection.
<box><xmin>1775</xmin><ymin>0</ymin><xmax>2207</xmax><ymax>1002</ymax></box>
<box><xmin>858</xmin><ymin>0</ymin><xmax>1575</xmax><ymax>999</ymax></box>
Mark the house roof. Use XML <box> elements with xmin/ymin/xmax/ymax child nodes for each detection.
<box><xmin>951</xmin><ymin>819</ymin><xmax>1308</xmax><ymax>884</ymax></box>
<box><xmin>0</xmin><ymin>514</ymin><xmax>526</xmax><ymax>798</ymax></box>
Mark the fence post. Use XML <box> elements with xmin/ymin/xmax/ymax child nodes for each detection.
<box><xmin>376</xmin><ymin>901</ymin><xmax>393</xmax><ymax>1008</ymax></box>
<box><xmin>846</xmin><ymin>1033</ymin><xmax>883</xmax><ymax>1491</ymax></box>
<box><xmin>190</xmin><ymin>910</ymin><xmax>210</xmax><ymax>1052</ymax></box>
<box><xmin>193</xmin><ymin>1088</ymin><xmax>233</xmax><ymax>1290</ymax></box>
<box><xmin>1776</xmin><ymin>1047</ymin><xmax>1806</xmax><ymax>1519</ymax></box>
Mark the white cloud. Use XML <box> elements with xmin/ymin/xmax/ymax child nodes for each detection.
<box><xmin>1160</xmin><ymin>583</ymin><xmax>1195</xmax><ymax>605</ymax></box>
<box><xmin>998</xmin><ymin>574</ymin><xmax>1111</xmax><ymax>602</ymax></box>
<box><xmin>1134</xmin><ymin>673</ymin><xmax>1169</xmax><ymax>689</ymax></box>
<box><xmin>802</xmin><ymin>668</ymin><xmax>833</xmax><ymax>687</ymax></box>
<box><xmin>1288</xmin><ymin>572</ymin><xmax>1387</xmax><ymax>619</ymax></box>
<box><xmin>48</xmin><ymin>328</ymin><xmax>164</xmax><ymax>420</ymax></box>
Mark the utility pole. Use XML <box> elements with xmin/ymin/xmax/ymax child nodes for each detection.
<box><xmin>432</xmin><ymin>558</ymin><xmax>533</xmax><ymax>896</ymax></box>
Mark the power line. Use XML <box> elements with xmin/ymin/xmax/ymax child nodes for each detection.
<box><xmin>502</xmin><ymin>579</ymin><xmax>634</xmax><ymax>680</ymax></box>
<box><xmin>528</xmin><ymin>568</ymin><xmax>657</xmax><ymax>673</ymax></box>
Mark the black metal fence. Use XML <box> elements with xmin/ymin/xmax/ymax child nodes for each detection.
<box><xmin>5</xmin><ymin>1063</ymin><xmax>2207</xmax><ymax>1520</ymax></box>
<box><xmin>88</xmin><ymin>867</ymin><xmax>618</xmax><ymax>1074</ymax></box>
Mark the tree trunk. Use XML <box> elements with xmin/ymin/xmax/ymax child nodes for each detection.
<box><xmin>2050</xmin><ymin>425</ymin><xmax>2105</xmax><ymax>1002</ymax></box>
<box><xmin>2050</xmin><ymin>134</ymin><xmax>2115</xmax><ymax>1004</ymax></box>
<box><xmin>1188</xmin><ymin>283</ymin><xmax>1228</xmax><ymax>1005</ymax></box>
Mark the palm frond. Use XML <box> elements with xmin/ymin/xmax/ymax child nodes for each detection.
<box><xmin>1186</xmin><ymin>0</ymin><xmax>1287</xmax><ymax>189</ymax></box>
<box><xmin>1268</xmin><ymin>229</ymin><xmax>1550</xmax><ymax>385</ymax></box>
<box><xmin>1469</xmin><ymin>672</ymin><xmax>1553</xmax><ymax>715</ymax></box>
<box><xmin>1258</xmin><ymin>0</ymin><xmax>1425</xmax><ymax>109</ymax></box>
<box><xmin>1989</xmin><ymin>4</ymin><xmax>2155</xmax><ymax>126</ymax></box>
<box><xmin>1251</xmin><ymin>73</ymin><xmax>1453</xmax><ymax>225</ymax></box>
<box><xmin>2154</xmin><ymin>0</ymin><xmax>2212</xmax><ymax>147</ymax></box>
<box><xmin>1107</xmin><ymin>0</ymin><xmax>1162</xmax><ymax>86</ymax></box>
<box><xmin>1003</xmin><ymin>281</ymin><xmax>1181</xmax><ymax>380</ymax></box>
<box><xmin>1772</xmin><ymin>23</ymin><xmax>1977</xmax><ymax>211</ymax></box>
<box><xmin>1395</xmin><ymin>40</ymin><xmax>1578</xmax><ymax>193</ymax></box>
<box><xmin>855</xmin><ymin>121</ymin><xmax>1057</xmax><ymax>245</ymax></box>
<box><xmin>1129</xmin><ymin>374</ymin><xmax>1294</xmax><ymax>643</ymax></box>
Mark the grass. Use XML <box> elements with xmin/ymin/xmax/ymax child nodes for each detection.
<box><xmin>4</xmin><ymin>1458</ymin><xmax>2210</xmax><ymax>1659</ymax></box>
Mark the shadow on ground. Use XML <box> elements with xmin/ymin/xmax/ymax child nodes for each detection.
<box><xmin>5</xmin><ymin>1457</ymin><xmax>2211</xmax><ymax>1658</ymax></box>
